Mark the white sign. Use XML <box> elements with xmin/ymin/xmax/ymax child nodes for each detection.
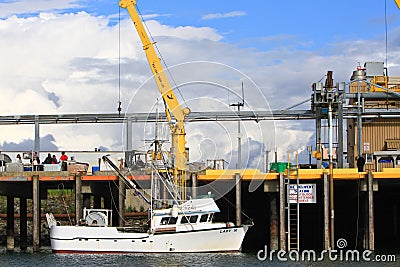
<box><xmin>363</xmin><ymin>142</ymin><xmax>370</xmax><ymax>152</ymax></box>
<box><xmin>288</xmin><ymin>184</ymin><xmax>316</xmax><ymax>204</ymax></box>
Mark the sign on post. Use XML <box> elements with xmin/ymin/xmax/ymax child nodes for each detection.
<box><xmin>288</xmin><ymin>184</ymin><xmax>316</xmax><ymax>203</ymax></box>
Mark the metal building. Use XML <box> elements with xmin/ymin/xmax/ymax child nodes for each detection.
<box><xmin>347</xmin><ymin>62</ymin><xmax>400</xmax><ymax>171</ymax></box>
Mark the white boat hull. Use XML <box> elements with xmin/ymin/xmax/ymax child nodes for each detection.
<box><xmin>50</xmin><ymin>225</ymin><xmax>249</xmax><ymax>253</ymax></box>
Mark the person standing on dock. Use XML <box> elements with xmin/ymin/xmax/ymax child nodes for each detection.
<box><xmin>60</xmin><ymin>151</ymin><xmax>68</xmax><ymax>171</ymax></box>
<box><xmin>60</xmin><ymin>151</ymin><xmax>68</xmax><ymax>161</ymax></box>
<box><xmin>44</xmin><ymin>153</ymin><xmax>53</xmax><ymax>164</ymax></box>
<box><xmin>30</xmin><ymin>151</ymin><xmax>39</xmax><ymax>164</ymax></box>
<box><xmin>16</xmin><ymin>154</ymin><xmax>22</xmax><ymax>163</ymax></box>
<box><xmin>52</xmin><ymin>155</ymin><xmax>58</xmax><ymax>164</ymax></box>
<box><xmin>357</xmin><ymin>156</ymin><xmax>365</xmax><ymax>172</ymax></box>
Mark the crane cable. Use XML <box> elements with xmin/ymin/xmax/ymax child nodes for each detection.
<box><xmin>118</xmin><ymin>6</ymin><xmax>122</xmax><ymax>115</ymax></box>
<box><xmin>385</xmin><ymin>0</ymin><xmax>388</xmax><ymax>69</ymax></box>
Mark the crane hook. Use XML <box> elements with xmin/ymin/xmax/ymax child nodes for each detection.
<box><xmin>117</xmin><ymin>101</ymin><xmax>122</xmax><ymax>115</ymax></box>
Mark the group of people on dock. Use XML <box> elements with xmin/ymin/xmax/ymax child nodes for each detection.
<box><xmin>15</xmin><ymin>151</ymin><xmax>69</xmax><ymax>165</ymax></box>
<box><xmin>43</xmin><ymin>152</ymin><xmax>68</xmax><ymax>165</ymax></box>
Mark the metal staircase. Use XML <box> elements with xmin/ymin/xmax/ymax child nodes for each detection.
<box><xmin>285</xmin><ymin>164</ymin><xmax>300</xmax><ymax>251</ymax></box>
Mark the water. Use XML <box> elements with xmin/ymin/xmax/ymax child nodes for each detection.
<box><xmin>0</xmin><ymin>248</ymin><xmax>398</xmax><ymax>266</ymax></box>
<box><xmin>0</xmin><ymin>249</ymin><xmax>261</xmax><ymax>267</ymax></box>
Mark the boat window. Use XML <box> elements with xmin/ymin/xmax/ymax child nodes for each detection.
<box><xmin>208</xmin><ymin>213</ymin><xmax>214</xmax><ymax>222</ymax></box>
<box><xmin>161</xmin><ymin>217</ymin><xmax>178</xmax><ymax>225</ymax></box>
<box><xmin>181</xmin><ymin>216</ymin><xmax>189</xmax><ymax>224</ymax></box>
<box><xmin>168</xmin><ymin>217</ymin><xmax>178</xmax><ymax>225</ymax></box>
<box><xmin>189</xmin><ymin>215</ymin><xmax>198</xmax><ymax>223</ymax></box>
<box><xmin>200</xmin><ymin>214</ymin><xmax>208</xmax><ymax>222</ymax></box>
<box><xmin>161</xmin><ymin>217</ymin><xmax>169</xmax><ymax>225</ymax></box>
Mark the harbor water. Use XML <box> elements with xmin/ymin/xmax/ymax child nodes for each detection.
<box><xmin>0</xmin><ymin>248</ymin><xmax>398</xmax><ymax>266</ymax></box>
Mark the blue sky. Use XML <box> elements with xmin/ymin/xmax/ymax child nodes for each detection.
<box><xmin>0</xmin><ymin>0</ymin><xmax>399</xmax><ymax>166</ymax></box>
<box><xmin>2</xmin><ymin>0</ymin><xmax>399</xmax><ymax>52</ymax></box>
<box><xmin>131</xmin><ymin>0</ymin><xmax>400</xmax><ymax>51</ymax></box>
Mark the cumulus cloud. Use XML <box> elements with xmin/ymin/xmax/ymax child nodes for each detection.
<box><xmin>202</xmin><ymin>11</ymin><xmax>246</xmax><ymax>20</ymax></box>
<box><xmin>0</xmin><ymin>0</ymin><xmax>82</xmax><ymax>18</ymax></box>
<box><xmin>0</xmin><ymin>134</ymin><xmax>58</xmax><ymax>151</ymax></box>
<box><xmin>0</xmin><ymin>7</ymin><xmax>399</xmax><ymax>165</ymax></box>
<box><xmin>147</xmin><ymin>20</ymin><xmax>222</xmax><ymax>41</ymax></box>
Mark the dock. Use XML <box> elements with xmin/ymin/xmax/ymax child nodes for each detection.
<box><xmin>1</xmin><ymin>167</ymin><xmax>400</xmax><ymax>252</ymax></box>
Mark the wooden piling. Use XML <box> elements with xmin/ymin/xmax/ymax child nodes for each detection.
<box><xmin>75</xmin><ymin>174</ymin><xmax>82</xmax><ymax>224</ymax></box>
<box><xmin>32</xmin><ymin>174</ymin><xmax>40</xmax><ymax>252</ymax></box>
<box><xmin>323</xmin><ymin>172</ymin><xmax>330</xmax><ymax>250</ymax></box>
<box><xmin>279</xmin><ymin>173</ymin><xmax>286</xmax><ymax>251</ymax></box>
<box><xmin>269</xmin><ymin>193</ymin><xmax>279</xmax><ymax>250</ymax></box>
<box><xmin>20</xmin><ymin>197</ymin><xmax>28</xmax><ymax>251</ymax></box>
<box><xmin>6</xmin><ymin>196</ymin><xmax>14</xmax><ymax>251</ymax></box>
<box><xmin>368</xmin><ymin>171</ymin><xmax>375</xmax><ymax>251</ymax></box>
<box><xmin>235</xmin><ymin>173</ymin><xmax>242</xmax><ymax>226</ymax></box>
<box><xmin>83</xmin><ymin>194</ymin><xmax>91</xmax><ymax>209</ymax></box>
<box><xmin>191</xmin><ymin>173</ymin><xmax>198</xmax><ymax>199</ymax></box>
<box><xmin>119</xmin><ymin>176</ymin><xmax>125</xmax><ymax>227</ymax></box>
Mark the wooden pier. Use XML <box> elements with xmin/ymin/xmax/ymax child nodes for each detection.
<box><xmin>1</xmin><ymin>167</ymin><xmax>400</xmax><ymax>251</ymax></box>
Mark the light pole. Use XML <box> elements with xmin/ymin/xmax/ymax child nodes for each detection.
<box><xmin>307</xmin><ymin>145</ymin><xmax>312</xmax><ymax>166</ymax></box>
<box><xmin>230</xmin><ymin>102</ymin><xmax>243</xmax><ymax>169</ymax></box>
<box><xmin>230</xmin><ymin>82</ymin><xmax>244</xmax><ymax>227</ymax></box>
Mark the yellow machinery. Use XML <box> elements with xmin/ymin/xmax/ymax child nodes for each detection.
<box><xmin>120</xmin><ymin>0</ymin><xmax>190</xmax><ymax>199</ymax></box>
<box><xmin>370</xmin><ymin>75</ymin><xmax>400</xmax><ymax>92</ymax></box>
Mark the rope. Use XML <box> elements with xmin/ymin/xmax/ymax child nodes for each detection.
<box><xmin>106</xmin><ymin>178</ymin><xmax>132</xmax><ymax>225</ymax></box>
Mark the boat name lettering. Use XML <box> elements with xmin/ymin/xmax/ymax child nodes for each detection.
<box><xmin>181</xmin><ymin>205</ymin><xmax>194</xmax><ymax>211</ymax></box>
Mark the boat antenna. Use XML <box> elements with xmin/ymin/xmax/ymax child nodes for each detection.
<box><xmin>241</xmin><ymin>81</ymin><xmax>245</xmax><ymax>106</ymax></box>
<box><xmin>229</xmin><ymin>81</ymin><xmax>245</xmax><ymax>169</ymax></box>
<box><xmin>229</xmin><ymin>81</ymin><xmax>245</xmax><ymax>108</ymax></box>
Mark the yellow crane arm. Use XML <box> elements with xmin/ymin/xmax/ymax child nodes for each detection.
<box><xmin>120</xmin><ymin>0</ymin><xmax>189</xmax><ymax>195</ymax></box>
<box><xmin>395</xmin><ymin>0</ymin><xmax>400</xmax><ymax>9</ymax></box>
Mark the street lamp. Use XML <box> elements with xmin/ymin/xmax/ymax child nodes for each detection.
<box><xmin>307</xmin><ymin>146</ymin><xmax>312</xmax><ymax>166</ymax></box>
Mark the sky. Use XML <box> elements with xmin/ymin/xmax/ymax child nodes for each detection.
<box><xmin>0</xmin><ymin>0</ymin><xmax>399</xmax><ymax>169</ymax></box>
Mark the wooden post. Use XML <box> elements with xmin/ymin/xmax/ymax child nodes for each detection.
<box><xmin>368</xmin><ymin>171</ymin><xmax>375</xmax><ymax>251</ymax></box>
<box><xmin>269</xmin><ymin>193</ymin><xmax>279</xmax><ymax>250</ymax></box>
<box><xmin>323</xmin><ymin>172</ymin><xmax>330</xmax><ymax>250</ymax></box>
<box><xmin>119</xmin><ymin>176</ymin><xmax>126</xmax><ymax>227</ymax></box>
<box><xmin>75</xmin><ymin>174</ymin><xmax>82</xmax><ymax>224</ymax></box>
<box><xmin>20</xmin><ymin>197</ymin><xmax>28</xmax><ymax>251</ymax></box>
<box><xmin>32</xmin><ymin>174</ymin><xmax>40</xmax><ymax>252</ymax></box>
<box><xmin>279</xmin><ymin>173</ymin><xmax>286</xmax><ymax>251</ymax></box>
<box><xmin>191</xmin><ymin>173</ymin><xmax>198</xmax><ymax>199</ymax></box>
<box><xmin>235</xmin><ymin>173</ymin><xmax>242</xmax><ymax>226</ymax></box>
<box><xmin>6</xmin><ymin>196</ymin><xmax>14</xmax><ymax>251</ymax></box>
<box><xmin>83</xmin><ymin>194</ymin><xmax>91</xmax><ymax>209</ymax></box>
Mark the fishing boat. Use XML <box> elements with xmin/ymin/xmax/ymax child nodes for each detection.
<box><xmin>46</xmin><ymin>153</ymin><xmax>252</xmax><ymax>253</ymax></box>
<box><xmin>47</xmin><ymin>197</ymin><xmax>251</xmax><ymax>253</ymax></box>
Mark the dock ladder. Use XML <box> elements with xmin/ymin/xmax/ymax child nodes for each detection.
<box><xmin>285</xmin><ymin>156</ymin><xmax>300</xmax><ymax>251</ymax></box>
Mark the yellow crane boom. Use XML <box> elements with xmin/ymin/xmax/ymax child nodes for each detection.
<box><xmin>119</xmin><ymin>0</ymin><xmax>189</xmax><ymax>198</ymax></box>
